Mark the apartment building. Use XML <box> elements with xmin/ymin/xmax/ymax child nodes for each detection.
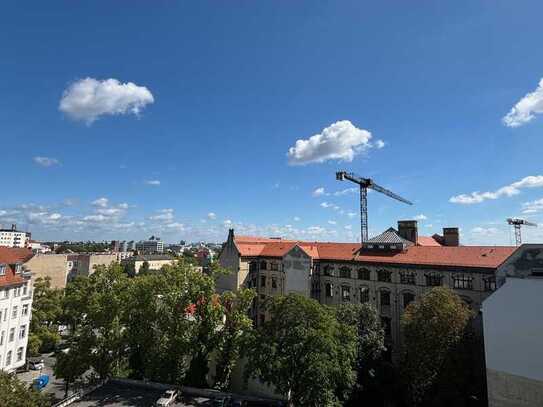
<box><xmin>0</xmin><ymin>225</ymin><xmax>30</xmax><ymax>248</ymax></box>
<box><xmin>136</xmin><ymin>238</ymin><xmax>164</xmax><ymax>254</ymax></box>
<box><xmin>0</xmin><ymin>247</ymin><xmax>34</xmax><ymax>372</ymax></box>
<box><xmin>483</xmin><ymin>244</ymin><xmax>543</xmax><ymax>407</ymax></box>
<box><xmin>218</xmin><ymin>222</ymin><xmax>516</xmax><ymax>356</ymax></box>
<box><xmin>126</xmin><ymin>254</ymin><xmax>175</xmax><ymax>274</ymax></box>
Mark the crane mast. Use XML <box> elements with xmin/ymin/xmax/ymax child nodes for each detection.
<box><xmin>507</xmin><ymin>218</ymin><xmax>537</xmax><ymax>246</ymax></box>
<box><xmin>336</xmin><ymin>171</ymin><xmax>412</xmax><ymax>243</ymax></box>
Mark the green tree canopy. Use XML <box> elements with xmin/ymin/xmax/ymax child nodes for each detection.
<box><xmin>400</xmin><ymin>286</ymin><xmax>472</xmax><ymax>406</ymax></box>
<box><xmin>245</xmin><ymin>294</ymin><xmax>358</xmax><ymax>406</ymax></box>
<box><xmin>0</xmin><ymin>371</ymin><xmax>51</xmax><ymax>407</ymax></box>
<box><xmin>29</xmin><ymin>277</ymin><xmax>63</xmax><ymax>354</ymax></box>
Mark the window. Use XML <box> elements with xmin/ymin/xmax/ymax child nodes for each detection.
<box><xmin>381</xmin><ymin>316</ymin><xmax>391</xmax><ymax>337</ymax></box>
<box><xmin>271</xmin><ymin>277</ymin><xmax>277</xmax><ymax>289</ymax></box>
<box><xmin>425</xmin><ymin>273</ymin><xmax>442</xmax><ymax>287</ymax></box>
<box><xmin>15</xmin><ymin>264</ymin><xmax>22</xmax><ymax>274</ymax></box>
<box><xmin>3</xmin><ymin>289</ymin><xmax>9</xmax><ymax>299</ymax></box>
<box><xmin>339</xmin><ymin>267</ymin><xmax>351</xmax><ymax>279</ymax></box>
<box><xmin>14</xmin><ymin>287</ymin><xmax>20</xmax><ymax>297</ymax></box>
<box><xmin>249</xmin><ymin>262</ymin><xmax>258</xmax><ymax>273</ymax></box>
<box><xmin>0</xmin><ymin>331</ymin><xmax>4</xmax><ymax>346</ymax></box>
<box><xmin>19</xmin><ymin>325</ymin><xmax>26</xmax><ymax>339</ymax></box>
<box><xmin>0</xmin><ymin>264</ymin><xmax>5</xmax><ymax>276</ymax></box>
<box><xmin>323</xmin><ymin>265</ymin><xmax>334</xmax><ymax>277</ymax></box>
<box><xmin>453</xmin><ymin>275</ymin><xmax>473</xmax><ymax>290</ymax></box>
<box><xmin>325</xmin><ymin>283</ymin><xmax>334</xmax><ymax>297</ymax></box>
<box><xmin>270</xmin><ymin>263</ymin><xmax>279</xmax><ymax>271</ymax></box>
<box><xmin>22</xmin><ymin>304</ymin><xmax>29</xmax><ymax>316</ymax></box>
<box><xmin>16</xmin><ymin>347</ymin><xmax>24</xmax><ymax>362</ymax></box>
<box><xmin>3</xmin><ymin>308</ymin><xmax>6</xmax><ymax>321</ymax></box>
<box><xmin>260</xmin><ymin>261</ymin><xmax>267</xmax><ymax>270</ymax></box>
<box><xmin>341</xmin><ymin>286</ymin><xmax>351</xmax><ymax>301</ymax></box>
<box><xmin>400</xmin><ymin>271</ymin><xmax>416</xmax><ymax>285</ymax></box>
<box><xmin>484</xmin><ymin>277</ymin><xmax>496</xmax><ymax>291</ymax></box>
<box><xmin>358</xmin><ymin>268</ymin><xmax>371</xmax><ymax>280</ymax></box>
<box><xmin>22</xmin><ymin>283</ymin><xmax>28</xmax><ymax>296</ymax></box>
<box><xmin>313</xmin><ymin>264</ymin><xmax>320</xmax><ymax>275</ymax></box>
<box><xmin>377</xmin><ymin>270</ymin><xmax>392</xmax><ymax>283</ymax></box>
<box><xmin>260</xmin><ymin>276</ymin><xmax>266</xmax><ymax>288</ymax></box>
<box><xmin>12</xmin><ymin>306</ymin><xmax>17</xmax><ymax>319</ymax></box>
<box><xmin>380</xmin><ymin>290</ymin><xmax>391</xmax><ymax>306</ymax></box>
<box><xmin>359</xmin><ymin>286</ymin><xmax>370</xmax><ymax>303</ymax></box>
<box><xmin>5</xmin><ymin>351</ymin><xmax>11</xmax><ymax>366</ymax></box>
<box><xmin>403</xmin><ymin>292</ymin><xmax>415</xmax><ymax>309</ymax></box>
<box><xmin>9</xmin><ymin>328</ymin><xmax>15</xmax><ymax>342</ymax></box>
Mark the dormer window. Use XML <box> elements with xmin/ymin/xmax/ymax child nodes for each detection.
<box><xmin>0</xmin><ymin>264</ymin><xmax>5</xmax><ymax>276</ymax></box>
<box><xmin>15</xmin><ymin>264</ymin><xmax>22</xmax><ymax>274</ymax></box>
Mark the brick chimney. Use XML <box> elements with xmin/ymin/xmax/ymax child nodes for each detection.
<box><xmin>443</xmin><ymin>228</ymin><xmax>459</xmax><ymax>246</ymax></box>
<box><xmin>398</xmin><ymin>220</ymin><xmax>418</xmax><ymax>243</ymax></box>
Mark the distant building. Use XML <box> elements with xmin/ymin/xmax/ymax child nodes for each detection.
<box><xmin>0</xmin><ymin>247</ymin><xmax>34</xmax><ymax>373</ymax></box>
<box><xmin>28</xmin><ymin>241</ymin><xmax>51</xmax><ymax>254</ymax></box>
<box><xmin>136</xmin><ymin>237</ymin><xmax>164</xmax><ymax>254</ymax></box>
<box><xmin>0</xmin><ymin>225</ymin><xmax>30</xmax><ymax>248</ymax></box>
<box><xmin>483</xmin><ymin>244</ymin><xmax>543</xmax><ymax>407</ymax></box>
<box><xmin>126</xmin><ymin>254</ymin><xmax>174</xmax><ymax>274</ymax></box>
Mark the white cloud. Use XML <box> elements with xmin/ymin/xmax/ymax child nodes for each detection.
<box><xmin>521</xmin><ymin>198</ymin><xmax>543</xmax><ymax>214</ymax></box>
<box><xmin>144</xmin><ymin>180</ymin><xmax>161</xmax><ymax>186</ymax></box>
<box><xmin>83</xmin><ymin>214</ymin><xmax>107</xmax><ymax>222</ymax></box>
<box><xmin>287</xmin><ymin>120</ymin><xmax>379</xmax><ymax>165</ymax></box>
<box><xmin>59</xmin><ymin>78</ymin><xmax>154</xmax><ymax>124</ymax></box>
<box><xmin>118</xmin><ymin>203</ymin><xmax>129</xmax><ymax>209</ymax></box>
<box><xmin>166</xmin><ymin>222</ymin><xmax>185</xmax><ymax>231</ymax></box>
<box><xmin>149</xmin><ymin>208</ymin><xmax>174</xmax><ymax>221</ymax></box>
<box><xmin>96</xmin><ymin>208</ymin><xmax>123</xmax><ymax>216</ymax></box>
<box><xmin>333</xmin><ymin>187</ymin><xmax>358</xmax><ymax>196</ymax></box>
<box><xmin>224</xmin><ymin>219</ymin><xmax>233</xmax><ymax>226</ymax></box>
<box><xmin>471</xmin><ymin>227</ymin><xmax>500</xmax><ymax>237</ymax></box>
<box><xmin>344</xmin><ymin>225</ymin><xmax>352</xmax><ymax>230</ymax></box>
<box><xmin>33</xmin><ymin>156</ymin><xmax>60</xmax><ymax>167</ymax></box>
<box><xmin>328</xmin><ymin>220</ymin><xmax>337</xmax><ymax>225</ymax></box>
<box><xmin>92</xmin><ymin>197</ymin><xmax>109</xmax><ymax>208</ymax></box>
<box><xmin>425</xmin><ymin>224</ymin><xmax>433</xmax><ymax>228</ymax></box>
<box><xmin>293</xmin><ymin>216</ymin><xmax>301</xmax><ymax>222</ymax></box>
<box><xmin>450</xmin><ymin>175</ymin><xmax>543</xmax><ymax>204</ymax></box>
<box><xmin>414</xmin><ymin>214</ymin><xmax>427</xmax><ymax>221</ymax></box>
<box><xmin>313</xmin><ymin>187</ymin><xmax>326</xmax><ymax>197</ymax></box>
<box><xmin>375</xmin><ymin>139</ymin><xmax>385</xmax><ymax>149</ymax></box>
<box><xmin>320</xmin><ymin>202</ymin><xmax>332</xmax><ymax>208</ymax></box>
<box><xmin>207</xmin><ymin>212</ymin><xmax>217</xmax><ymax>220</ymax></box>
<box><xmin>347</xmin><ymin>212</ymin><xmax>357</xmax><ymax>218</ymax></box>
<box><xmin>503</xmin><ymin>78</ymin><xmax>543</xmax><ymax>127</ymax></box>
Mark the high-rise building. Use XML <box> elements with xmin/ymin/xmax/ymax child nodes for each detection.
<box><xmin>136</xmin><ymin>237</ymin><xmax>164</xmax><ymax>254</ymax></box>
<box><xmin>0</xmin><ymin>225</ymin><xmax>30</xmax><ymax>248</ymax></box>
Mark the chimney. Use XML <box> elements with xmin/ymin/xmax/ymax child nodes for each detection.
<box><xmin>398</xmin><ymin>220</ymin><xmax>418</xmax><ymax>243</ymax></box>
<box><xmin>227</xmin><ymin>228</ymin><xmax>235</xmax><ymax>244</ymax></box>
<box><xmin>443</xmin><ymin>228</ymin><xmax>459</xmax><ymax>246</ymax></box>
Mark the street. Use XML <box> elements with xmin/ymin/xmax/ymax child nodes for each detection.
<box><xmin>17</xmin><ymin>352</ymin><xmax>69</xmax><ymax>403</ymax></box>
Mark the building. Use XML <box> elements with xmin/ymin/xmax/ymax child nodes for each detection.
<box><xmin>0</xmin><ymin>247</ymin><xmax>34</xmax><ymax>372</ymax></box>
<box><xmin>27</xmin><ymin>240</ymin><xmax>51</xmax><ymax>254</ymax></box>
<box><xmin>0</xmin><ymin>225</ymin><xmax>30</xmax><ymax>248</ymax></box>
<box><xmin>126</xmin><ymin>254</ymin><xmax>175</xmax><ymax>274</ymax></box>
<box><xmin>483</xmin><ymin>244</ymin><xmax>543</xmax><ymax>407</ymax></box>
<box><xmin>25</xmin><ymin>252</ymin><xmax>118</xmax><ymax>289</ymax></box>
<box><xmin>136</xmin><ymin>237</ymin><xmax>164</xmax><ymax>254</ymax></box>
<box><xmin>218</xmin><ymin>221</ymin><xmax>515</xmax><ymax>357</ymax></box>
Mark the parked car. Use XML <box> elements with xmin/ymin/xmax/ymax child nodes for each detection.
<box><xmin>155</xmin><ymin>389</ymin><xmax>178</xmax><ymax>406</ymax></box>
<box><xmin>28</xmin><ymin>358</ymin><xmax>45</xmax><ymax>370</ymax></box>
<box><xmin>31</xmin><ymin>374</ymin><xmax>49</xmax><ymax>392</ymax></box>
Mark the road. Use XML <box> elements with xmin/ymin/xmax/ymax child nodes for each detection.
<box><xmin>17</xmin><ymin>352</ymin><xmax>69</xmax><ymax>403</ymax></box>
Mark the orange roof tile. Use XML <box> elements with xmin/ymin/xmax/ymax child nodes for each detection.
<box><xmin>233</xmin><ymin>236</ymin><xmax>515</xmax><ymax>269</ymax></box>
<box><xmin>417</xmin><ymin>236</ymin><xmax>442</xmax><ymax>246</ymax></box>
<box><xmin>0</xmin><ymin>247</ymin><xmax>33</xmax><ymax>288</ymax></box>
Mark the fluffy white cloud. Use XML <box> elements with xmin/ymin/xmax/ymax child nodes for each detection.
<box><xmin>224</xmin><ymin>219</ymin><xmax>233</xmax><ymax>226</ymax></box>
<box><xmin>59</xmin><ymin>78</ymin><xmax>154</xmax><ymax>124</ymax></box>
<box><xmin>313</xmin><ymin>187</ymin><xmax>326</xmax><ymax>197</ymax></box>
<box><xmin>33</xmin><ymin>156</ymin><xmax>60</xmax><ymax>167</ymax></box>
<box><xmin>375</xmin><ymin>139</ymin><xmax>385</xmax><ymax>149</ymax></box>
<box><xmin>207</xmin><ymin>212</ymin><xmax>217</xmax><ymax>220</ymax></box>
<box><xmin>521</xmin><ymin>198</ymin><xmax>543</xmax><ymax>214</ymax></box>
<box><xmin>83</xmin><ymin>214</ymin><xmax>107</xmax><ymax>222</ymax></box>
<box><xmin>92</xmin><ymin>197</ymin><xmax>109</xmax><ymax>208</ymax></box>
<box><xmin>450</xmin><ymin>175</ymin><xmax>543</xmax><ymax>204</ymax></box>
<box><xmin>96</xmin><ymin>208</ymin><xmax>123</xmax><ymax>216</ymax></box>
<box><xmin>149</xmin><ymin>209</ymin><xmax>174</xmax><ymax>221</ymax></box>
<box><xmin>144</xmin><ymin>180</ymin><xmax>161</xmax><ymax>186</ymax></box>
<box><xmin>503</xmin><ymin>78</ymin><xmax>543</xmax><ymax>127</ymax></box>
<box><xmin>414</xmin><ymin>214</ymin><xmax>427</xmax><ymax>220</ymax></box>
<box><xmin>287</xmin><ymin>120</ymin><xmax>379</xmax><ymax>165</ymax></box>
<box><xmin>328</xmin><ymin>220</ymin><xmax>337</xmax><ymax>225</ymax></box>
<box><xmin>165</xmin><ymin>222</ymin><xmax>185</xmax><ymax>231</ymax></box>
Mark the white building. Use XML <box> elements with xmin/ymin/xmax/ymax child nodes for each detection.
<box><xmin>0</xmin><ymin>247</ymin><xmax>34</xmax><ymax>372</ymax></box>
<box><xmin>0</xmin><ymin>225</ymin><xmax>30</xmax><ymax>248</ymax></box>
<box><xmin>136</xmin><ymin>238</ymin><xmax>164</xmax><ymax>254</ymax></box>
<box><xmin>483</xmin><ymin>244</ymin><xmax>543</xmax><ymax>407</ymax></box>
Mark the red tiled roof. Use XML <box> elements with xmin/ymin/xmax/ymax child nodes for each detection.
<box><xmin>0</xmin><ymin>247</ymin><xmax>33</xmax><ymax>288</ymax></box>
<box><xmin>234</xmin><ymin>236</ymin><xmax>515</xmax><ymax>269</ymax></box>
<box><xmin>417</xmin><ymin>236</ymin><xmax>442</xmax><ymax>246</ymax></box>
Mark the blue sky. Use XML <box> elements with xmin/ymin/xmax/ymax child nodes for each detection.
<box><xmin>2</xmin><ymin>1</ymin><xmax>543</xmax><ymax>244</ymax></box>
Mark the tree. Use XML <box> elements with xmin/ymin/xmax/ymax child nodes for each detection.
<box><xmin>213</xmin><ymin>288</ymin><xmax>255</xmax><ymax>390</ymax></box>
<box><xmin>29</xmin><ymin>277</ymin><xmax>63</xmax><ymax>354</ymax></box>
<box><xmin>400</xmin><ymin>287</ymin><xmax>472</xmax><ymax>406</ymax></box>
<box><xmin>139</xmin><ymin>260</ymin><xmax>151</xmax><ymax>274</ymax></box>
<box><xmin>0</xmin><ymin>371</ymin><xmax>51</xmax><ymax>407</ymax></box>
<box><xmin>245</xmin><ymin>294</ymin><xmax>358</xmax><ymax>406</ymax></box>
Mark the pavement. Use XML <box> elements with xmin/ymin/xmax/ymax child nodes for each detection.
<box><xmin>16</xmin><ymin>352</ymin><xmax>69</xmax><ymax>403</ymax></box>
<box><xmin>74</xmin><ymin>381</ymin><xmax>213</xmax><ymax>406</ymax></box>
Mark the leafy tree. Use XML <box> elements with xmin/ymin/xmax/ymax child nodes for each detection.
<box><xmin>245</xmin><ymin>294</ymin><xmax>358</xmax><ymax>406</ymax></box>
<box><xmin>54</xmin><ymin>335</ymin><xmax>92</xmax><ymax>398</ymax></box>
<box><xmin>139</xmin><ymin>260</ymin><xmax>151</xmax><ymax>274</ymax></box>
<box><xmin>29</xmin><ymin>277</ymin><xmax>63</xmax><ymax>354</ymax></box>
<box><xmin>213</xmin><ymin>288</ymin><xmax>255</xmax><ymax>390</ymax></box>
<box><xmin>400</xmin><ymin>287</ymin><xmax>472</xmax><ymax>406</ymax></box>
<box><xmin>0</xmin><ymin>371</ymin><xmax>51</xmax><ymax>407</ymax></box>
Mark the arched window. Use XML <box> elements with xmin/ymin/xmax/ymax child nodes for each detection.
<box><xmin>402</xmin><ymin>292</ymin><xmax>415</xmax><ymax>309</ymax></box>
<box><xmin>260</xmin><ymin>261</ymin><xmax>267</xmax><ymax>270</ymax></box>
<box><xmin>377</xmin><ymin>270</ymin><xmax>392</xmax><ymax>283</ymax></box>
<box><xmin>425</xmin><ymin>273</ymin><xmax>442</xmax><ymax>287</ymax></box>
<box><xmin>339</xmin><ymin>267</ymin><xmax>351</xmax><ymax>279</ymax></box>
<box><xmin>380</xmin><ymin>289</ymin><xmax>391</xmax><ymax>306</ymax></box>
<box><xmin>358</xmin><ymin>268</ymin><xmax>371</xmax><ymax>280</ymax></box>
<box><xmin>359</xmin><ymin>286</ymin><xmax>370</xmax><ymax>303</ymax></box>
<box><xmin>325</xmin><ymin>283</ymin><xmax>334</xmax><ymax>297</ymax></box>
<box><xmin>323</xmin><ymin>265</ymin><xmax>334</xmax><ymax>277</ymax></box>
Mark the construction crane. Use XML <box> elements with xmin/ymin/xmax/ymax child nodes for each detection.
<box><xmin>336</xmin><ymin>171</ymin><xmax>413</xmax><ymax>242</ymax></box>
<box><xmin>507</xmin><ymin>218</ymin><xmax>537</xmax><ymax>246</ymax></box>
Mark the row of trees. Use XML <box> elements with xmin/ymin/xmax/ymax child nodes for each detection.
<box><xmin>23</xmin><ymin>260</ymin><xmax>484</xmax><ymax>406</ymax></box>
